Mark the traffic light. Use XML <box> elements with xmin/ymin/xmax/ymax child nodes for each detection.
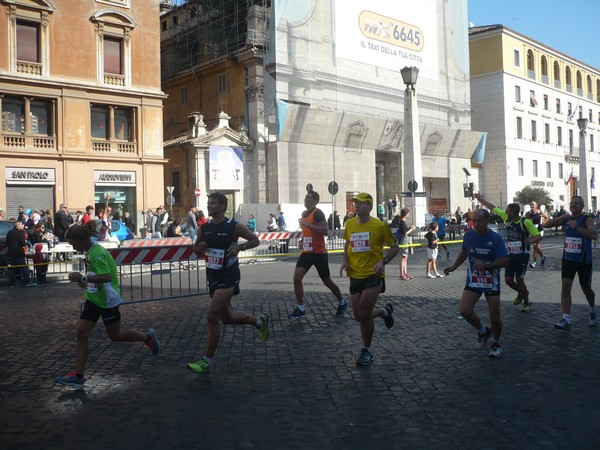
<box><xmin>463</xmin><ymin>182</ymin><xmax>475</xmax><ymax>198</ymax></box>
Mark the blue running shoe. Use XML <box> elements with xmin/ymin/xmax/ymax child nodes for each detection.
<box><xmin>554</xmin><ymin>318</ymin><xmax>571</xmax><ymax>331</ymax></box>
<box><xmin>383</xmin><ymin>303</ymin><xmax>394</xmax><ymax>329</ymax></box>
<box><xmin>56</xmin><ymin>371</ymin><xmax>85</xmax><ymax>388</ymax></box>
<box><xmin>336</xmin><ymin>299</ymin><xmax>349</xmax><ymax>317</ymax></box>
<box><xmin>590</xmin><ymin>312</ymin><xmax>598</xmax><ymax>327</ymax></box>
<box><xmin>356</xmin><ymin>348</ymin><xmax>374</xmax><ymax>366</ymax></box>
<box><xmin>288</xmin><ymin>307</ymin><xmax>306</xmax><ymax>319</ymax></box>
<box><xmin>145</xmin><ymin>328</ymin><xmax>160</xmax><ymax>356</ymax></box>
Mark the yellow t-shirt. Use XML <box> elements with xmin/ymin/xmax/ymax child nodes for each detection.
<box><xmin>343</xmin><ymin>216</ymin><xmax>396</xmax><ymax>279</ymax></box>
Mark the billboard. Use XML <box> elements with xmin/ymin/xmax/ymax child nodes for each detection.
<box><xmin>208</xmin><ymin>146</ymin><xmax>244</xmax><ymax>190</ymax></box>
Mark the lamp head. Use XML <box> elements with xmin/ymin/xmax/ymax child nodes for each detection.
<box><xmin>577</xmin><ymin>117</ymin><xmax>588</xmax><ymax>132</ymax></box>
<box><xmin>401</xmin><ymin>66</ymin><xmax>419</xmax><ymax>87</ymax></box>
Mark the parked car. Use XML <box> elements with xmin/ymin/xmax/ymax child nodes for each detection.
<box><xmin>0</xmin><ymin>221</ymin><xmax>16</xmax><ymax>273</ymax></box>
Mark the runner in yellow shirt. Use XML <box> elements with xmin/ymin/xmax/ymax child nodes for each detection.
<box><xmin>340</xmin><ymin>192</ymin><xmax>399</xmax><ymax>366</ymax></box>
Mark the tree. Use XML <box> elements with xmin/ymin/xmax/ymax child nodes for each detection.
<box><xmin>514</xmin><ymin>186</ymin><xmax>553</xmax><ymax>207</ymax></box>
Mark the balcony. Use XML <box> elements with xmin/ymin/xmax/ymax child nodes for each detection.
<box><xmin>16</xmin><ymin>61</ymin><xmax>42</xmax><ymax>76</ymax></box>
<box><xmin>104</xmin><ymin>74</ymin><xmax>125</xmax><ymax>86</ymax></box>
<box><xmin>2</xmin><ymin>134</ymin><xmax>56</xmax><ymax>150</ymax></box>
<box><xmin>92</xmin><ymin>139</ymin><xmax>137</xmax><ymax>154</ymax></box>
<box><xmin>554</xmin><ymin>80</ymin><xmax>561</xmax><ymax>89</ymax></box>
<box><xmin>564</xmin><ymin>146</ymin><xmax>579</xmax><ymax>164</ymax></box>
<box><xmin>542</xmin><ymin>75</ymin><xmax>549</xmax><ymax>85</ymax></box>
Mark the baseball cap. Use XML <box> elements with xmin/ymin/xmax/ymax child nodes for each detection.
<box><xmin>352</xmin><ymin>192</ymin><xmax>373</xmax><ymax>204</ymax></box>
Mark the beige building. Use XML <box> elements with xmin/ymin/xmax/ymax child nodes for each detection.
<box><xmin>0</xmin><ymin>0</ymin><xmax>165</xmax><ymax>226</ymax></box>
<box><xmin>470</xmin><ymin>25</ymin><xmax>600</xmax><ymax>211</ymax></box>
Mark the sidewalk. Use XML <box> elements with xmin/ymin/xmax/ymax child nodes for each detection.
<box><xmin>1</xmin><ymin>234</ymin><xmax>599</xmax><ymax>449</ymax></box>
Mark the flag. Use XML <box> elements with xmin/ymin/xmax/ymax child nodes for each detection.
<box><xmin>568</xmin><ymin>99</ymin><xmax>581</xmax><ymax>122</ymax></box>
<box><xmin>565</xmin><ymin>168</ymin><xmax>574</xmax><ymax>185</ymax></box>
<box><xmin>591</xmin><ymin>172</ymin><xmax>596</xmax><ymax>190</ymax></box>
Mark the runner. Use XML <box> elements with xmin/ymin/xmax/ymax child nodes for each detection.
<box><xmin>444</xmin><ymin>209</ymin><xmax>508</xmax><ymax>357</ymax></box>
<box><xmin>188</xmin><ymin>192</ymin><xmax>268</xmax><ymax>374</ymax></box>
<box><xmin>525</xmin><ymin>201</ymin><xmax>548</xmax><ymax>267</ymax></box>
<box><xmin>340</xmin><ymin>192</ymin><xmax>399</xmax><ymax>366</ymax></box>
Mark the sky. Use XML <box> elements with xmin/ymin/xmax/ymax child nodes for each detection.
<box><xmin>468</xmin><ymin>0</ymin><xmax>600</xmax><ymax>70</ymax></box>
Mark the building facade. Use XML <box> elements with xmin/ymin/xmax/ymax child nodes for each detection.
<box><xmin>470</xmin><ymin>25</ymin><xmax>600</xmax><ymax>212</ymax></box>
<box><xmin>0</xmin><ymin>0</ymin><xmax>165</xmax><ymax>226</ymax></box>
<box><xmin>160</xmin><ymin>0</ymin><xmax>484</xmax><ymax>225</ymax></box>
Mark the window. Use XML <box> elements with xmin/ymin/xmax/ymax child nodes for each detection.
<box><xmin>546</xmin><ymin>161</ymin><xmax>551</xmax><ymax>178</ymax></box>
<box><xmin>514</xmin><ymin>49</ymin><xmax>520</xmax><ymax>67</ymax></box>
<box><xmin>590</xmin><ymin>109</ymin><xmax>594</xmax><ymax>122</ymax></box>
<box><xmin>598</xmin><ymin>112</ymin><xmax>600</xmax><ymax>125</ymax></box>
<box><xmin>516</xmin><ymin>117</ymin><xmax>523</xmax><ymax>139</ymax></box>
<box><xmin>557</xmin><ymin>126</ymin><xmax>563</xmax><ymax>146</ymax></box>
<box><xmin>181</xmin><ymin>86</ymin><xmax>188</xmax><ymax>105</ymax></box>
<box><xmin>515</xmin><ymin>85</ymin><xmax>521</xmax><ymax>102</ymax></box>
<box><xmin>568</xmin><ymin>102</ymin><xmax>572</xmax><ymax>117</ymax></box>
<box><xmin>591</xmin><ymin>134</ymin><xmax>595</xmax><ymax>152</ymax></box>
<box><xmin>91</xmin><ymin>10</ymin><xmax>137</xmax><ymax>87</ymax></box>
<box><xmin>533</xmin><ymin>160</ymin><xmax>538</xmax><ymax>177</ymax></box>
<box><xmin>218</xmin><ymin>73</ymin><xmax>227</xmax><ymax>93</ymax></box>
<box><xmin>1</xmin><ymin>95</ymin><xmax>53</xmax><ymax>136</ymax></box>
<box><xmin>531</xmin><ymin>120</ymin><xmax>537</xmax><ymax>141</ymax></box>
<box><xmin>559</xmin><ymin>163</ymin><xmax>563</xmax><ymax>180</ymax></box>
<box><xmin>17</xmin><ymin>21</ymin><xmax>39</xmax><ymax>63</ymax></box>
<box><xmin>530</xmin><ymin>90</ymin><xmax>538</xmax><ymax>107</ymax></box>
<box><xmin>556</xmin><ymin>98</ymin><xmax>561</xmax><ymax>114</ymax></box>
<box><xmin>553</xmin><ymin>61</ymin><xmax>561</xmax><ymax>89</ymax></box>
<box><xmin>91</xmin><ymin>104</ymin><xmax>134</xmax><ymax>141</ymax></box>
<box><xmin>161</xmin><ymin>21</ymin><xmax>167</xmax><ymax>32</ymax></box>
<box><xmin>543</xmin><ymin>94</ymin><xmax>549</xmax><ymax>110</ymax></box>
<box><xmin>569</xmin><ymin>129</ymin><xmax>574</xmax><ymax>150</ymax></box>
<box><xmin>527</xmin><ymin>50</ymin><xmax>535</xmax><ymax>79</ymax></box>
<box><xmin>518</xmin><ymin>158</ymin><xmax>524</xmax><ymax>176</ymax></box>
<box><xmin>544</xmin><ymin>123</ymin><xmax>550</xmax><ymax>144</ymax></box>
<box><xmin>104</xmin><ymin>37</ymin><xmax>122</xmax><ymax>75</ymax></box>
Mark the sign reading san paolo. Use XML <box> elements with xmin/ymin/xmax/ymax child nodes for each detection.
<box><xmin>335</xmin><ymin>0</ymin><xmax>438</xmax><ymax>80</ymax></box>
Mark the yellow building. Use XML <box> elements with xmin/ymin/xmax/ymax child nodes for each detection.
<box><xmin>0</xmin><ymin>0</ymin><xmax>165</xmax><ymax>227</ymax></box>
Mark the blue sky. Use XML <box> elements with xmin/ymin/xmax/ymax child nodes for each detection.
<box><xmin>468</xmin><ymin>0</ymin><xmax>600</xmax><ymax>70</ymax></box>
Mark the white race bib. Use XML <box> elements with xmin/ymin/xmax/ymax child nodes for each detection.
<box><xmin>565</xmin><ymin>237</ymin><xmax>582</xmax><ymax>254</ymax></box>
<box><xmin>470</xmin><ymin>270</ymin><xmax>493</xmax><ymax>289</ymax></box>
<box><xmin>350</xmin><ymin>232</ymin><xmax>371</xmax><ymax>253</ymax></box>
<box><xmin>205</xmin><ymin>248</ymin><xmax>225</xmax><ymax>269</ymax></box>
<box><xmin>85</xmin><ymin>271</ymin><xmax>99</xmax><ymax>293</ymax></box>
<box><xmin>507</xmin><ymin>241</ymin><xmax>523</xmax><ymax>254</ymax></box>
<box><xmin>303</xmin><ymin>237</ymin><xmax>313</xmax><ymax>252</ymax></box>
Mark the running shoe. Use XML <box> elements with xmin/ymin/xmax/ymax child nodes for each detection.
<box><xmin>336</xmin><ymin>300</ymin><xmax>349</xmax><ymax>317</ymax></box>
<box><xmin>288</xmin><ymin>307</ymin><xmax>306</xmax><ymax>319</ymax></box>
<box><xmin>521</xmin><ymin>302</ymin><xmax>533</xmax><ymax>313</ymax></box>
<box><xmin>400</xmin><ymin>274</ymin><xmax>410</xmax><ymax>280</ymax></box>
<box><xmin>405</xmin><ymin>274</ymin><xmax>414</xmax><ymax>279</ymax></box>
<box><xmin>56</xmin><ymin>371</ymin><xmax>85</xmax><ymax>388</ymax></box>
<box><xmin>513</xmin><ymin>295</ymin><xmax>522</xmax><ymax>306</ymax></box>
<box><xmin>475</xmin><ymin>327</ymin><xmax>492</xmax><ymax>349</ymax></box>
<box><xmin>427</xmin><ymin>273</ymin><xmax>435</xmax><ymax>279</ymax></box>
<box><xmin>541</xmin><ymin>256</ymin><xmax>547</xmax><ymax>267</ymax></box>
<box><xmin>529</xmin><ymin>261</ymin><xmax>536</xmax><ymax>268</ymax></box>
<box><xmin>188</xmin><ymin>358</ymin><xmax>211</xmax><ymax>374</ymax></box>
<box><xmin>25</xmin><ymin>281</ymin><xmax>38</xmax><ymax>287</ymax></box>
<box><xmin>383</xmin><ymin>303</ymin><xmax>394</xmax><ymax>329</ymax></box>
<box><xmin>145</xmin><ymin>328</ymin><xmax>160</xmax><ymax>356</ymax></box>
<box><xmin>258</xmin><ymin>313</ymin><xmax>269</xmax><ymax>342</ymax></box>
<box><xmin>435</xmin><ymin>273</ymin><xmax>444</xmax><ymax>278</ymax></box>
<box><xmin>489</xmin><ymin>342</ymin><xmax>502</xmax><ymax>358</ymax></box>
<box><xmin>589</xmin><ymin>311</ymin><xmax>598</xmax><ymax>327</ymax></box>
<box><xmin>554</xmin><ymin>317</ymin><xmax>571</xmax><ymax>331</ymax></box>
<box><xmin>356</xmin><ymin>348</ymin><xmax>374</xmax><ymax>366</ymax></box>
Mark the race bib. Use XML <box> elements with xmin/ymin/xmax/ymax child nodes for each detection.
<box><xmin>565</xmin><ymin>237</ymin><xmax>582</xmax><ymax>254</ymax></box>
<box><xmin>303</xmin><ymin>237</ymin><xmax>313</xmax><ymax>252</ymax></box>
<box><xmin>85</xmin><ymin>271</ymin><xmax>99</xmax><ymax>293</ymax></box>
<box><xmin>507</xmin><ymin>241</ymin><xmax>523</xmax><ymax>254</ymax></box>
<box><xmin>205</xmin><ymin>248</ymin><xmax>225</xmax><ymax>269</ymax></box>
<box><xmin>470</xmin><ymin>270</ymin><xmax>493</xmax><ymax>289</ymax></box>
<box><xmin>350</xmin><ymin>232</ymin><xmax>371</xmax><ymax>253</ymax></box>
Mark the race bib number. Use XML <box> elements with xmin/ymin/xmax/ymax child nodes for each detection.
<box><xmin>350</xmin><ymin>232</ymin><xmax>371</xmax><ymax>253</ymax></box>
<box><xmin>85</xmin><ymin>271</ymin><xmax>98</xmax><ymax>293</ymax></box>
<box><xmin>205</xmin><ymin>248</ymin><xmax>225</xmax><ymax>269</ymax></box>
<box><xmin>303</xmin><ymin>237</ymin><xmax>313</xmax><ymax>252</ymax></box>
<box><xmin>565</xmin><ymin>237</ymin><xmax>582</xmax><ymax>254</ymax></box>
<box><xmin>470</xmin><ymin>270</ymin><xmax>493</xmax><ymax>289</ymax></box>
<box><xmin>507</xmin><ymin>241</ymin><xmax>523</xmax><ymax>254</ymax></box>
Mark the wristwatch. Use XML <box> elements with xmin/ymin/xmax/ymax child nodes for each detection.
<box><xmin>81</xmin><ymin>275</ymin><xmax>88</xmax><ymax>283</ymax></box>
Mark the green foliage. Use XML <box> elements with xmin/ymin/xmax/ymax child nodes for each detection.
<box><xmin>514</xmin><ymin>186</ymin><xmax>553</xmax><ymax>206</ymax></box>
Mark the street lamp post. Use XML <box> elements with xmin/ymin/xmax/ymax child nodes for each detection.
<box><xmin>577</xmin><ymin>116</ymin><xmax>590</xmax><ymax>210</ymax></box>
<box><xmin>401</xmin><ymin>66</ymin><xmax>426</xmax><ymax>227</ymax></box>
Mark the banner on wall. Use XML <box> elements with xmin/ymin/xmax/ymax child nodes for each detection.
<box><xmin>334</xmin><ymin>0</ymin><xmax>438</xmax><ymax>80</ymax></box>
<box><xmin>208</xmin><ymin>146</ymin><xmax>244</xmax><ymax>190</ymax></box>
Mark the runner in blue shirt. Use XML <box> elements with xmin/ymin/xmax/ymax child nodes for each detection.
<box><xmin>432</xmin><ymin>211</ymin><xmax>451</xmax><ymax>259</ymax></box>
<box><xmin>444</xmin><ymin>209</ymin><xmax>508</xmax><ymax>357</ymax></box>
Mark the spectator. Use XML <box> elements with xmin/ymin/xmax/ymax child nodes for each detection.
<box><xmin>143</xmin><ymin>209</ymin><xmax>154</xmax><ymax>239</ymax></box>
<box><xmin>267</xmin><ymin>213</ymin><xmax>278</xmax><ymax>231</ymax></box>
<box><xmin>75</xmin><ymin>210</ymin><xmax>84</xmax><ymax>223</ymax></box>
<box><xmin>7</xmin><ymin>221</ymin><xmax>36</xmax><ymax>287</ymax></box>
<box><xmin>186</xmin><ymin>206</ymin><xmax>199</xmax><ymax>243</ymax></box>
<box><xmin>277</xmin><ymin>212</ymin><xmax>287</xmax><ymax>231</ymax></box>
<box><xmin>123</xmin><ymin>211</ymin><xmax>135</xmax><ymax>234</ymax></box>
<box><xmin>32</xmin><ymin>243</ymin><xmax>48</xmax><ymax>285</ymax></box>
<box><xmin>17</xmin><ymin>206</ymin><xmax>26</xmax><ymax>224</ymax></box>
<box><xmin>246</xmin><ymin>214</ymin><xmax>257</xmax><ymax>232</ymax></box>
<box><xmin>196</xmin><ymin>210</ymin><xmax>207</xmax><ymax>227</ymax></box>
<box><xmin>81</xmin><ymin>205</ymin><xmax>94</xmax><ymax>225</ymax></box>
<box><xmin>54</xmin><ymin>203</ymin><xmax>73</xmax><ymax>242</ymax></box>
<box><xmin>167</xmin><ymin>217</ymin><xmax>182</xmax><ymax>237</ymax></box>
<box><xmin>151</xmin><ymin>208</ymin><xmax>161</xmax><ymax>238</ymax></box>
<box><xmin>158</xmin><ymin>206</ymin><xmax>169</xmax><ymax>237</ymax></box>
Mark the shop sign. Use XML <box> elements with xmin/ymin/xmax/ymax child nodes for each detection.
<box><xmin>94</xmin><ymin>170</ymin><xmax>136</xmax><ymax>186</ymax></box>
<box><xmin>5</xmin><ymin>167</ymin><xmax>55</xmax><ymax>185</ymax></box>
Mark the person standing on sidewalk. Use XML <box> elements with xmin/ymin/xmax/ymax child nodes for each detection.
<box><xmin>476</xmin><ymin>194</ymin><xmax>542</xmax><ymax>312</ymax></box>
<box><xmin>542</xmin><ymin>195</ymin><xmax>597</xmax><ymax>331</ymax></box>
<box><xmin>56</xmin><ymin>222</ymin><xmax>160</xmax><ymax>388</ymax></box>
<box><xmin>6</xmin><ymin>221</ymin><xmax>37</xmax><ymax>287</ymax></box>
<box><xmin>424</xmin><ymin>222</ymin><xmax>444</xmax><ymax>278</ymax></box>
<box><xmin>289</xmin><ymin>190</ymin><xmax>348</xmax><ymax>319</ymax></box>
<box><xmin>525</xmin><ymin>201</ymin><xmax>548</xmax><ymax>268</ymax></box>
<box><xmin>431</xmin><ymin>211</ymin><xmax>451</xmax><ymax>259</ymax></box>
<box><xmin>188</xmin><ymin>192</ymin><xmax>269</xmax><ymax>374</ymax></box>
<box><xmin>397</xmin><ymin>207</ymin><xmax>416</xmax><ymax>280</ymax></box>
<box><xmin>340</xmin><ymin>192</ymin><xmax>399</xmax><ymax>366</ymax></box>
<box><xmin>186</xmin><ymin>206</ymin><xmax>198</xmax><ymax>243</ymax></box>
<box><xmin>444</xmin><ymin>209</ymin><xmax>508</xmax><ymax>358</ymax></box>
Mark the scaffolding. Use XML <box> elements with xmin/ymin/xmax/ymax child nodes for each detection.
<box><xmin>160</xmin><ymin>0</ymin><xmax>270</xmax><ymax>82</ymax></box>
